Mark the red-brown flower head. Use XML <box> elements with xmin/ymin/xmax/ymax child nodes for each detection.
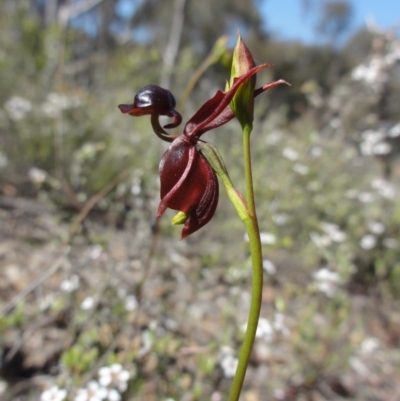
<box><xmin>119</xmin><ymin>42</ymin><xmax>289</xmax><ymax>238</ymax></box>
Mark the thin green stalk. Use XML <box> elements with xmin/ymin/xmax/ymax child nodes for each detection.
<box><xmin>228</xmin><ymin>124</ymin><xmax>263</xmax><ymax>401</ymax></box>
<box><xmin>242</xmin><ymin>124</ymin><xmax>256</xmax><ymax>217</ymax></box>
<box><xmin>228</xmin><ymin>215</ymin><xmax>263</xmax><ymax>401</ymax></box>
<box><xmin>197</xmin><ymin>137</ymin><xmax>264</xmax><ymax>401</ymax></box>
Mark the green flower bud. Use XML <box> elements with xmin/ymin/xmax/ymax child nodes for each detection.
<box><xmin>229</xmin><ymin>33</ymin><xmax>256</xmax><ymax>129</ymax></box>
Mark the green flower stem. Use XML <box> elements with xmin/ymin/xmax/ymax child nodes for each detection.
<box><xmin>228</xmin><ymin>215</ymin><xmax>263</xmax><ymax>401</ymax></box>
<box><xmin>242</xmin><ymin>124</ymin><xmax>256</xmax><ymax>217</ymax></box>
<box><xmin>197</xmin><ymin>137</ymin><xmax>264</xmax><ymax>401</ymax></box>
<box><xmin>228</xmin><ymin>123</ymin><xmax>263</xmax><ymax>401</ymax></box>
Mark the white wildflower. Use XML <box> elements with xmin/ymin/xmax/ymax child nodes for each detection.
<box><xmin>0</xmin><ymin>151</ymin><xmax>8</xmax><ymax>169</ymax></box>
<box><xmin>312</xmin><ymin>268</ymin><xmax>340</xmax><ymax>297</ymax></box>
<box><xmin>273</xmin><ymin>313</ymin><xmax>290</xmax><ymax>336</ymax></box>
<box><xmin>28</xmin><ymin>167</ymin><xmax>47</xmax><ymax>185</ymax></box>
<box><xmin>41</xmin><ymin>92</ymin><xmax>81</xmax><ymax>117</ymax></box>
<box><xmin>4</xmin><ymin>96</ymin><xmax>32</xmax><ymax>120</ymax></box>
<box><xmin>371</xmin><ymin>178</ymin><xmax>395</xmax><ymax>199</ymax></box>
<box><xmin>262</xmin><ymin>259</ymin><xmax>277</xmax><ymax>275</ymax></box>
<box><xmin>211</xmin><ymin>392</ymin><xmax>223</xmax><ymax>401</ymax></box>
<box><xmin>265</xmin><ymin>131</ymin><xmax>283</xmax><ymax>145</ymax></box>
<box><xmin>107</xmin><ymin>389</ymin><xmax>121</xmax><ymax>401</ymax></box>
<box><xmin>357</xmin><ymin>192</ymin><xmax>375</xmax><ymax>203</ymax></box>
<box><xmin>272</xmin><ymin>213</ymin><xmax>289</xmax><ymax>225</ymax></box>
<box><xmin>282</xmin><ymin>147</ymin><xmax>299</xmax><ymax>161</ymax></box>
<box><xmin>321</xmin><ymin>222</ymin><xmax>347</xmax><ymax>243</ymax></box>
<box><xmin>87</xmin><ymin>245</ymin><xmax>107</xmax><ymax>260</ymax></box>
<box><xmin>256</xmin><ymin>317</ymin><xmax>274</xmax><ymax>342</ymax></box>
<box><xmin>259</xmin><ymin>232</ymin><xmax>276</xmax><ymax>245</ymax></box>
<box><xmin>220</xmin><ymin>352</ymin><xmax>238</xmax><ymax>378</ymax></box>
<box><xmin>98</xmin><ymin>364</ymin><xmax>130</xmax><ymax>393</ymax></box>
<box><xmin>359</xmin><ymin>337</ymin><xmax>380</xmax><ymax>354</ymax></box>
<box><xmin>81</xmin><ymin>296</ymin><xmax>95</xmax><ymax>310</ymax></box>
<box><xmin>0</xmin><ymin>380</ymin><xmax>6</xmax><ymax>395</ymax></box>
<box><xmin>40</xmin><ymin>386</ymin><xmax>67</xmax><ymax>401</ymax></box>
<box><xmin>367</xmin><ymin>221</ymin><xmax>385</xmax><ymax>235</ymax></box>
<box><xmin>131</xmin><ymin>177</ymin><xmax>141</xmax><ymax>195</ymax></box>
<box><xmin>292</xmin><ymin>163</ymin><xmax>309</xmax><ymax>175</ymax></box>
<box><xmin>387</xmin><ymin>122</ymin><xmax>400</xmax><ymax>138</ymax></box>
<box><xmin>310</xmin><ymin>146</ymin><xmax>323</xmax><ymax>158</ymax></box>
<box><xmin>373</xmin><ymin>142</ymin><xmax>392</xmax><ymax>155</ymax></box>
<box><xmin>125</xmin><ymin>295</ymin><xmax>138</xmax><ymax>311</ymax></box>
<box><xmin>310</xmin><ymin>232</ymin><xmax>331</xmax><ymax>248</ymax></box>
<box><xmin>74</xmin><ymin>381</ymin><xmax>108</xmax><ymax>401</ymax></box>
<box><xmin>60</xmin><ymin>274</ymin><xmax>80</xmax><ymax>292</ymax></box>
<box><xmin>359</xmin><ymin>235</ymin><xmax>377</xmax><ymax>250</ymax></box>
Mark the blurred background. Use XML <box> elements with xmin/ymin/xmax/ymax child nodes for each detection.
<box><xmin>1</xmin><ymin>0</ymin><xmax>400</xmax><ymax>400</ymax></box>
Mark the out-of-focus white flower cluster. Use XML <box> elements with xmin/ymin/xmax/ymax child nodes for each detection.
<box><xmin>40</xmin><ymin>386</ymin><xmax>67</xmax><ymax>401</ymax></box>
<box><xmin>4</xmin><ymin>96</ymin><xmax>32</xmax><ymax>120</ymax></box>
<box><xmin>351</xmin><ymin>25</ymin><xmax>400</xmax><ymax>91</ymax></box>
<box><xmin>73</xmin><ymin>364</ymin><xmax>131</xmax><ymax>401</ymax></box>
<box><xmin>241</xmin><ymin>314</ymin><xmax>290</xmax><ymax>344</ymax></box>
<box><xmin>218</xmin><ymin>346</ymin><xmax>238</xmax><ymax>378</ymax></box>
<box><xmin>41</xmin><ymin>92</ymin><xmax>81</xmax><ymax>117</ymax></box>
<box><xmin>312</xmin><ymin>267</ymin><xmax>340</xmax><ymax>298</ymax></box>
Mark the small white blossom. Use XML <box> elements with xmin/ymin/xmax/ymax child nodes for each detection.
<box><xmin>60</xmin><ymin>274</ymin><xmax>80</xmax><ymax>292</ymax></box>
<box><xmin>359</xmin><ymin>337</ymin><xmax>380</xmax><ymax>354</ymax></box>
<box><xmin>292</xmin><ymin>163</ymin><xmax>309</xmax><ymax>175</ymax></box>
<box><xmin>256</xmin><ymin>318</ymin><xmax>274</xmax><ymax>341</ymax></box>
<box><xmin>74</xmin><ymin>381</ymin><xmax>107</xmax><ymax>401</ymax></box>
<box><xmin>125</xmin><ymin>295</ymin><xmax>138</xmax><ymax>311</ymax></box>
<box><xmin>220</xmin><ymin>353</ymin><xmax>238</xmax><ymax>378</ymax></box>
<box><xmin>4</xmin><ymin>96</ymin><xmax>32</xmax><ymax>120</ymax></box>
<box><xmin>358</xmin><ymin>192</ymin><xmax>375</xmax><ymax>203</ymax></box>
<box><xmin>211</xmin><ymin>392</ymin><xmax>223</xmax><ymax>401</ymax></box>
<box><xmin>259</xmin><ymin>232</ymin><xmax>276</xmax><ymax>245</ymax></box>
<box><xmin>262</xmin><ymin>259</ymin><xmax>277</xmax><ymax>275</ymax></box>
<box><xmin>98</xmin><ymin>364</ymin><xmax>130</xmax><ymax>393</ymax></box>
<box><xmin>107</xmin><ymin>389</ymin><xmax>121</xmax><ymax>401</ymax></box>
<box><xmin>310</xmin><ymin>232</ymin><xmax>331</xmax><ymax>248</ymax></box>
<box><xmin>373</xmin><ymin>142</ymin><xmax>392</xmax><ymax>155</ymax></box>
<box><xmin>41</xmin><ymin>92</ymin><xmax>81</xmax><ymax>117</ymax></box>
<box><xmin>321</xmin><ymin>222</ymin><xmax>347</xmax><ymax>243</ymax></box>
<box><xmin>310</xmin><ymin>146</ymin><xmax>323</xmax><ymax>158</ymax></box>
<box><xmin>0</xmin><ymin>381</ymin><xmax>6</xmax><ymax>395</ymax></box>
<box><xmin>28</xmin><ymin>167</ymin><xmax>47</xmax><ymax>185</ymax></box>
<box><xmin>272</xmin><ymin>213</ymin><xmax>289</xmax><ymax>225</ymax></box>
<box><xmin>312</xmin><ymin>268</ymin><xmax>340</xmax><ymax>297</ymax></box>
<box><xmin>388</xmin><ymin>122</ymin><xmax>400</xmax><ymax>138</ymax></box>
<box><xmin>359</xmin><ymin>235</ymin><xmax>377</xmax><ymax>250</ymax></box>
<box><xmin>368</xmin><ymin>221</ymin><xmax>385</xmax><ymax>235</ymax></box>
<box><xmin>371</xmin><ymin>178</ymin><xmax>396</xmax><ymax>199</ymax></box>
<box><xmin>265</xmin><ymin>131</ymin><xmax>283</xmax><ymax>145</ymax></box>
<box><xmin>282</xmin><ymin>147</ymin><xmax>299</xmax><ymax>161</ymax></box>
<box><xmin>0</xmin><ymin>152</ymin><xmax>8</xmax><ymax>169</ymax></box>
<box><xmin>273</xmin><ymin>313</ymin><xmax>290</xmax><ymax>336</ymax></box>
<box><xmin>87</xmin><ymin>245</ymin><xmax>107</xmax><ymax>260</ymax></box>
<box><xmin>81</xmin><ymin>296</ymin><xmax>95</xmax><ymax>310</ymax></box>
<box><xmin>40</xmin><ymin>386</ymin><xmax>67</xmax><ymax>401</ymax></box>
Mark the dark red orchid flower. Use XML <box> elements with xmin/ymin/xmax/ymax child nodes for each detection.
<box><xmin>119</xmin><ymin>65</ymin><xmax>288</xmax><ymax>238</ymax></box>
